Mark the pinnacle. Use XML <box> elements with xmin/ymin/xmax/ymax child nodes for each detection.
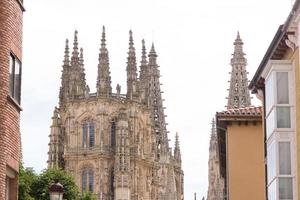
<box><xmin>129</xmin><ymin>30</ymin><xmax>134</xmax><ymax>47</ymax></box>
<box><xmin>63</xmin><ymin>39</ymin><xmax>70</xmax><ymax>65</ymax></box>
<box><xmin>150</xmin><ymin>43</ymin><xmax>156</xmax><ymax>53</ymax></box>
<box><xmin>101</xmin><ymin>26</ymin><xmax>106</xmax><ymax>48</ymax></box>
<box><xmin>211</xmin><ymin>118</ymin><xmax>216</xmax><ymax>136</ymax></box>
<box><xmin>141</xmin><ymin>39</ymin><xmax>147</xmax><ymax>65</ymax></box>
<box><xmin>234</xmin><ymin>31</ymin><xmax>243</xmax><ymax>46</ymax></box>
<box><xmin>72</xmin><ymin>30</ymin><xmax>79</xmax><ymax>60</ymax></box>
<box><xmin>80</xmin><ymin>48</ymin><xmax>84</xmax><ymax>64</ymax></box>
<box><xmin>149</xmin><ymin>42</ymin><xmax>157</xmax><ymax>58</ymax></box>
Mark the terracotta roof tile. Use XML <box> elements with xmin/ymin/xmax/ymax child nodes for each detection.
<box><xmin>217</xmin><ymin>106</ymin><xmax>262</xmax><ymax>117</ymax></box>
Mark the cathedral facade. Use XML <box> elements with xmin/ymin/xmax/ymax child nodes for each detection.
<box><xmin>47</xmin><ymin>27</ymin><xmax>184</xmax><ymax>200</ymax></box>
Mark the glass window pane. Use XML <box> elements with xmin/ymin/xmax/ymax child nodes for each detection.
<box><xmin>268</xmin><ymin>179</ymin><xmax>276</xmax><ymax>200</ymax></box>
<box><xmin>267</xmin><ymin>142</ymin><xmax>276</xmax><ymax>183</ymax></box>
<box><xmin>279</xmin><ymin>177</ymin><xmax>293</xmax><ymax>199</ymax></box>
<box><xmin>277</xmin><ymin>107</ymin><xmax>291</xmax><ymax>128</ymax></box>
<box><xmin>111</xmin><ymin>122</ymin><xmax>116</xmax><ymax>148</ymax></box>
<box><xmin>279</xmin><ymin>142</ymin><xmax>291</xmax><ymax>175</ymax></box>
<box><xmin>9</xmin><ymin>55</ymin><xmax>14</xmax><ymax>97</ymax></box>
<box><xmin>88</xmin><ymin>170</ymin><xmax>94</xmax><ymax>192</ymax></box>
<box><xmin>83</xmin><ymin>123</ymin><xmax>88</xmax><ymax>148</ymax></box>
<box><xmin>277</xmin><ymin>72</ymin><xmax>289</xmax><ymax>104</ymax></box>
<box><xmin>82</xmin><ymin>170</ymin><xmax>87</xmax><ymax>192</ymax></box>
<box><xmin>89</xmin><ymin>123</ymin><xmax>95</xmax><ymax>147</ymax></box>
<box><xmin>14</xmin><ymin>59</ymin><xmax>21</xmax><ymax>103</ymax></box>
<box><xmin>266</xmin><ymin>72</ymin><xmax>274</xmax><ymax>114</ymax></box>
<box><xmin>266</xmin><ymin>109</ymin><xmax>275</xmax><ymax>138</ymax></box>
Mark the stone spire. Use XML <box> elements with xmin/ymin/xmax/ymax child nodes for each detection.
<box><xmin>139</xmin><ymin>39</ymin><xmax>149</xmax><ymax>103</ymax></box>
<box><xmin>209</xmin><ymin>119</ymin><xmax>217</xmax><ymax>151</ymax></box>
<box><xmin>47</xmin><ymin>107</ymin><xmax>63</xmax><ymax>169</ymax></box>
<box><xmin>97</xmin><ymin>26</ymin><xmax>112</xmax><ymax>97</ymax></box>
<box><xmin>63</xmin><ymin>39</ymin><xmax>70</xmax><ymax>66</ymax></box>
<box><xmin>59</xmin><ymin>39</ymin><xmax>71</xmax><ymax>102</ymax></box>
<box><xmin>227</xmin><ymin>32</ymin><xmax>251</xmax><ymax>109</ymax></box>
<box><xmin>59</xmin><ymin>31</ymin><xmax>86</xmax><ymax>101</ymax></box>
<box><xmin>147</xmin><ymin>43</ymin><xmax>169</xmax><ymax>160</ymax></box>
<box><xmin>207</xmin><ymin>118</ymin><xmax>224</xmax><ymax>200</ymax></box>
<box><xmin>126</xmin><ymin>30</ymin><xmax>138</xmax><ymax>100</ymax></box>
<box><xmin>71</xmin><ymin>30</ymin><xmax>80</xmax><ymax>66</ymax></box>
<box><xmin>79</xmin><ymin>47</ymin><xmax>84</xmax><ymax>68</ymax></box>
<box><xmin>174</xmin><ymin>132</ymin><xmax>181</xmax><ymax>165</ymax></box>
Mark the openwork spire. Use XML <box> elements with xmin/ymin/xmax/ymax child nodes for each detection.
<box><xmin>209</xmin><ymin>118</ymin><xmax>217</xmax><ymax>151</ymax></box>
<box><xmin>126</xmin><ymin>30</ymin><xmax>138</xmax><ymax>99</ymax></box>
<box><xmin>141</xmin><ymin>39</ymin><xmax>147</xmax><ymax>66</ymax></box>
<box><xmin>146</xmin><ymin>42</ymin><xmax>169</xmax><ymax>160</ymax></box>
<box><xmin>139</xmin><ymin>39</ymin><xmax>149</xmax><ymax>103</ymax></box>
<box><xmin>97</xmin><ymin>26</ymin><xmax>112</xmax><ymax>97</ymax></box>
<box><xmin>71</xmin><ymin>30</ymin><xmax>80</xmax><ymax>66</ymax></box>
<box><xmin>60</xmin><ymin>31</ymin><xmax>86</xmax><ymax>101</ymax></box>
<box><xmin>207</xmin><ymin>118</ymin><xmax>224</xmax><ymax>200</ymax></box>
<box><xmin>63</xmin><ymin>39</ymin><xmax>70</xmax><ymax>66</ymax></box>
<box><xmin>148</xmin><ymin>43</ymin><xmax>157</xmax><ymax>65</ymax></box>
<box><xmin>174</xmin><ymin>132</ymin><xmax>181</xmax><ymax>164</ymax></box>
<box><xmin>227</xmin><ymin>32</ymin><xmax>251</xmax><ymax>109</ymax></box>
<box><xmin>79</xmin><ymin>48</ymin><xmax>84</xmax><ymax>67</ymax></box>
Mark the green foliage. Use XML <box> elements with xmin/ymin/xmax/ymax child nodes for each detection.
<box><xmin>18</xmin><ymin>164</ymin><xmax>37</xmax><ymax>200</ymax></box>
<box><xmin>80</xmin><ymin>192</ymin><xmax>97</xmax><ymax>200</ymax></box>
<box><xmin>31</xmin><ymin>168</ymin><xmax>79</xmax><ymax>200</ymax></box>
<box><xmin>19</xmin><ymin>166</ymin><xmax>80</xmax><ymax>200</ymax></box>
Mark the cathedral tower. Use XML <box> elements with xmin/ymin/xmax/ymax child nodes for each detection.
<box><xmin>206</xmin><ymin>119</ymin><xmax>224</xmax><ymax>200</ymax></box>
<box><xmin>48</xmin><ymin>29</ymin><xmax>184</xmax><ymax>200</ymax></box>
<box><xmin>227</xmin><ymin>32</ymin><xmax>251</xmax><ymax>109</ymax></box>
<box><xmin>207</xmin><ymin>32</ymin><xmax>251</xmax><ymax>200</ymax></box>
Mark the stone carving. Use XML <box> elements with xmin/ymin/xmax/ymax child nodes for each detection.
<box><xmin>47</xmin><ymin>29</ymin><xmax>183</xmax><ymax>200</ymax></box>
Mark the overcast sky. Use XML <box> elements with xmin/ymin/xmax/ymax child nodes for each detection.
<box><xmin>21</xmin><ymin>0</ymin><xmax>293</xmax><ymax>199</ymax></box>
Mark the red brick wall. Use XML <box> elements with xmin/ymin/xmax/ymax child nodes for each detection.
<box><xmin>0</xmin><ymin>0</ymin><xmax>24</xmax><ymax>199</ymax></box>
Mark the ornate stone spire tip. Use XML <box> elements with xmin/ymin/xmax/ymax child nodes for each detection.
<box><xmin>149</xmin><ymin>42</ymin><xmax>157</xmax><ymax>57</ymax></box>
<box><xmin>129</xmin><ymin>30</ymin><xmax>134</xmax><ymax>46</ymax></box>
<box><xmin>234</xmin><ymin>31</ymin><xmax>243</xmax><ymax>45</ymax></box>
<box><xmin>141</xmin><ymin>39</ymin><xmax>147</xmax><ymax>65</ymax></box>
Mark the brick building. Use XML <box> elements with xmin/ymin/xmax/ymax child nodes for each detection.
<box><xmin>0</xmin><ymin>0</ymin><xmax>25</xmax><ymax>199</ymax></box>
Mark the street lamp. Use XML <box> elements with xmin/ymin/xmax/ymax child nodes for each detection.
<box><xmin>49</xmin><ymin>182</ymin><xmax>64</xmax><ymax>200</ymax></box>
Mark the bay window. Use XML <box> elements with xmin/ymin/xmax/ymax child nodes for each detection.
<box><xmin>264</xmin><ymin>61</ymin><xmax>295</xmax><ymax>200</ymax></box>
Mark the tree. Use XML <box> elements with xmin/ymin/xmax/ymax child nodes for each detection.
<box><xmin>80</xmin><ymin>192</ymin><xmax>97</xmax><ymax>200</ymax></box>
<box><xmin>30</xmin><ymin>168</ymin><xmax>79</xmax><ymax>200</ymax></box>
<box><xmin>18</xmin><ymin>164</ymin><xmax>37</xmax><ymax>200</ymax></box>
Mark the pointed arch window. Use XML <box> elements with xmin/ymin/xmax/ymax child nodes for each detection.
<box><xmin>111</xmin><ymin>121</ymin><xmax>116</xmax><ymax>149</ymax></box>
<box><xmin>82</xmin><ymin>122</ymin><xmax>95</xmax><ymax>148</ymax></box>
<box><xmin>82</xmin><ymin>169</ymin><xmax>94</xmax><ymax>193</ymax></box>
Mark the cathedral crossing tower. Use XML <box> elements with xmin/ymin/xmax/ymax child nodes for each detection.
<box><xmin>47</xmin><ymin>28</ymin><xmax>184</xmax><ymax>200</ymax></box>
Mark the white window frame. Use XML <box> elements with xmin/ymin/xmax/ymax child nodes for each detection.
<box><xmin>263</xmin><ymin>60</ymin><xmax>296</xmax><ymax>200</ymax></box>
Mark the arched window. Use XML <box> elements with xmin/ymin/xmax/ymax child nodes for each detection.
<box><xmin>82</xmin><ymin>169</ymin><xmax>94</xmax><ymax>193</ymax></box>
<box><xmin>83</xmin><ymin>122</ymin><xmax>95</xmax><ymax>148</ymax></box>
<box><xmin>111</xmin><ymin>121</ymin><xmax>116</xmax><ymax>149</ymax></box>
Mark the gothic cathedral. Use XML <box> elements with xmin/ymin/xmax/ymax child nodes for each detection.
<box><xmin>47</xmin><ymin>27</ymin><xmax>184</xmax><ymax>200</ymax></box>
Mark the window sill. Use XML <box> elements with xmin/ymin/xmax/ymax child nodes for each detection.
<box><xmin>7</xmin><ymin>95</ymin><xmax>22</xmax><ymax>112</ymax></box>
